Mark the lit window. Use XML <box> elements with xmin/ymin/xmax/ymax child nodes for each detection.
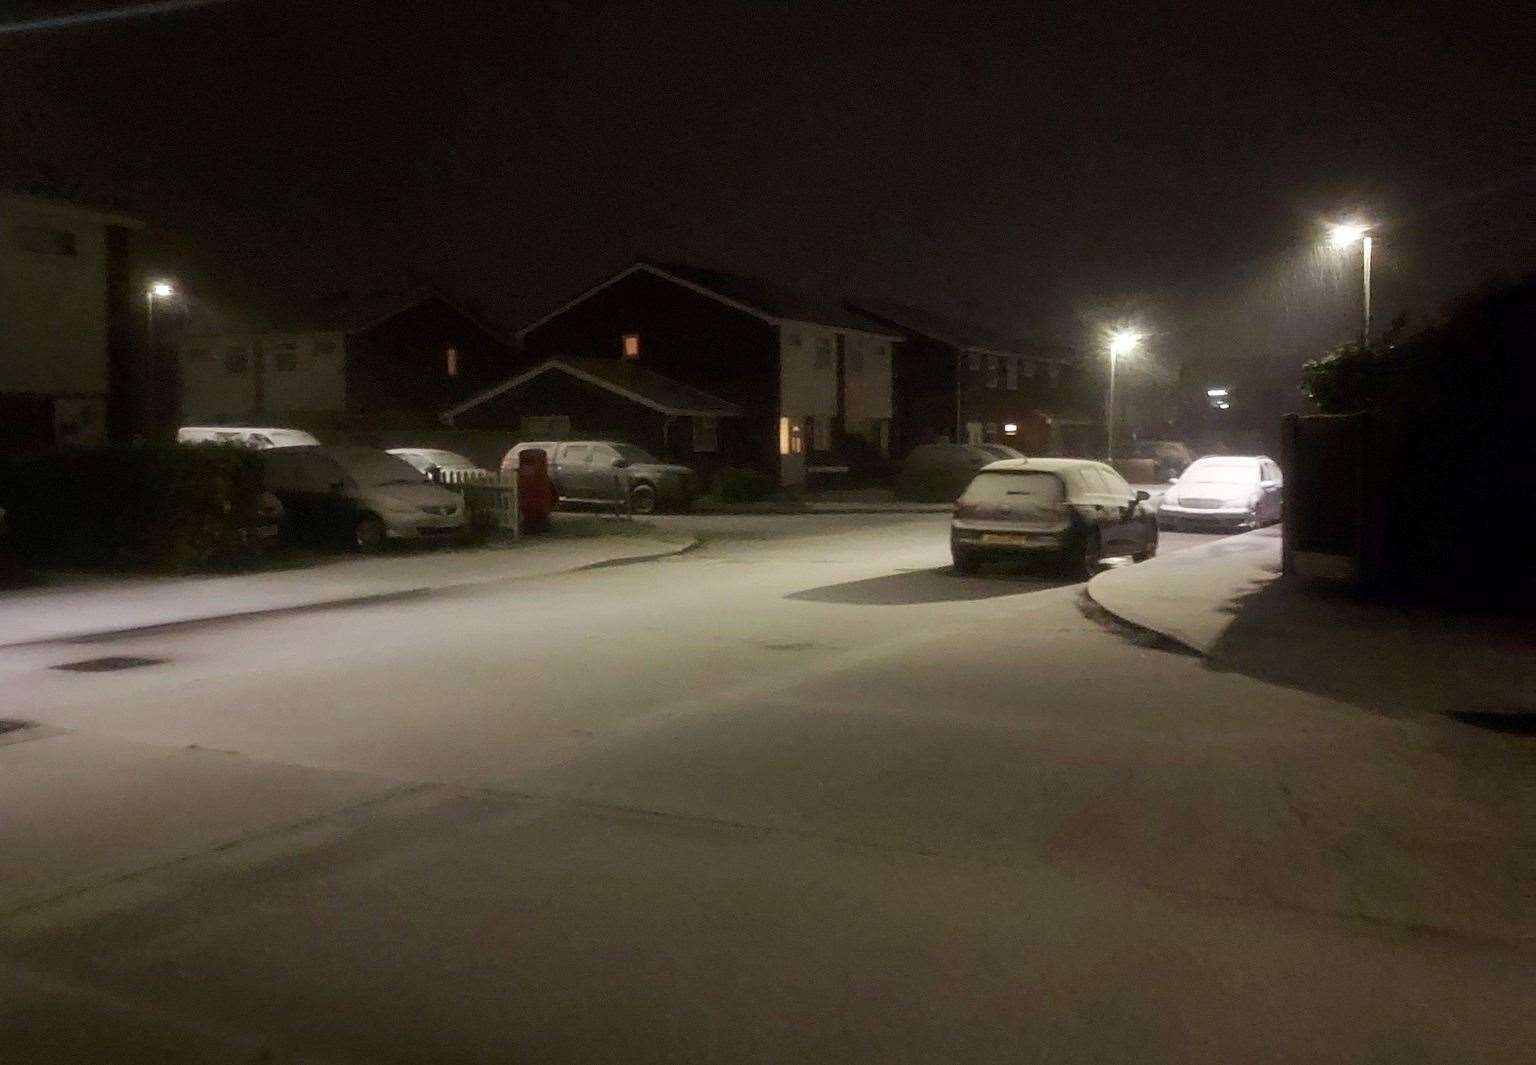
<box><xmin>779</xmin><ymin>416</ymin><xmax>790</xmax><ymax>455</ymax></box>
<box><xmin>693</xmin><ymin>416</ymin><xmax>718</xmax><ymax>452</ymax></box>
<box><xmin>1005</xmin><ymin>357</ymin><xmax>1018</xmax><ymax>390</ymax></box>
<box><xmin>622</xmin><ymin>334</ymin><xmax>640</xmax><ymax>359</ymax></box>
<box><xmin>446</xmin><ymin>346</ymin><xmax>460</xmax><ymax>376</ymax></box>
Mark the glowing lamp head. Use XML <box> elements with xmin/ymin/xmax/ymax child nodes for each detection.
<box><xmin>148</xmin><ymin>280</ymin><xmax>176</xmax><ymax>299</ymax></box>
<box><xmin>1107</xmin><ymin>330</ymin><xmax>1142</xmax><ymax>358</ymax></box>
<box><xmin>1327</xmin><ymin>223</ymin><xmax>1369</xmax><ymax>249</ymax></box>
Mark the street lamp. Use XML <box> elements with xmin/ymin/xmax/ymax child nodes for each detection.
<box><xmin>1326</xmin><ymin>222</ymin><xmax>1372</xmax><ymax>345</ymax></box>
<box><xmin>145</xmin><ymin>279</ymin><xmax>177</xmax><ymax>352</ymax></box>
<box><xmin>1105</xmin><ymin>329</ymin><xmax>1142</xmax><ymax>462</ymax></box>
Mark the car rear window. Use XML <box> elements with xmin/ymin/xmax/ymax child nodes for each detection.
<box><xmin>1184</xmin><ymin>460</ymin><xmax>1256</xmax><ymax>484</ymax></box>
<box><xmin>961</xmin><ymin>471</ymin><xmax>1064</xmax><ymax>504</ymax></box>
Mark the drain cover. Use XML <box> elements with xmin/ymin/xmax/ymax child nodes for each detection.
<box><xmin>52</xmin><ymin>655</ymin><xmax>166</xmax><ymax>673</ymax></box>
<box><xmin>0</xmin><ymin>719</ymin><xmax>32</xmax><ymax>735</ymax></box>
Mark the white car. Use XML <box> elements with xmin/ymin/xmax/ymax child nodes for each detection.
<box><xmin>1157</xmin><ymin>455</ymin><xmax>1283</xmax><ymax>532</ymax></box>
<box><xmin>258</xmin><ymin>446</ymin><xmax>466</xmax><ymax>549</ymax></box>
<box><xmin>386</xmin><ymin>448</ymin><xmax>488</xmax><ymax>478</ymax></box>
<box><xmin>179</xmin><ymin>426</ymin><xmax>320</xmax><ymax>449</ymax></box>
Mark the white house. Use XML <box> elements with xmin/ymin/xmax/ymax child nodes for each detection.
<box><xmin>0</xmin><ymin>192</ymin><xmax>143</xmax><ymax>449</ymax></box>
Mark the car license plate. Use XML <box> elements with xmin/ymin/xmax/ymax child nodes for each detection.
<box><xmin>981</xmin><ymin>533</ymin><xmax>1030</xmax><ymax>545</ymax></box>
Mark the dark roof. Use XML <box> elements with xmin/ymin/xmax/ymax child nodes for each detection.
<box><xmin>443</xmin><ymin>356</ymin><xmax>742</xmax><ymax>422</ymax></box>
<box><xmin>845</xmin><ymin>299</ymin><xmax>1073</xmax><ymax>361</ymax></box>
<box><xmin>184</xmin><ymin>288</ymin><xmax>509</xmax><ymax>341</ymax></box>
<box><xmin>640</xmin><ymin>259</ymin><xmax>899</xmax><ymax>335</ymax></box>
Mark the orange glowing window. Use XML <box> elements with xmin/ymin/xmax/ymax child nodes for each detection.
<box><xmin>622</xmin><ymin>334</ymin><xmax>640</xmax><ymax>359</ymax></box>
<box><xmin>446</xmin><ymin>346</ymin><xmax>460</xmax><ymax>377</ymax></box>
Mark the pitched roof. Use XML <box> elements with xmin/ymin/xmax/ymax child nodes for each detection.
<box><xmin>183</xmin><ymin>288</ymin><xmax>510</xmax><ymax>341</ymax></box>
<box><xmin>845</xmin><ymin>299</ymin><xmax>1074</xmax><ymax>361</ymax></box>
<box><xmin>515</xmin><ymin>259</ymin><xmax>902</xmax><ymax>340</ymax></box>
<box><xmin>442</xmin><ymin>357</ymin><xmax>742</xmax><ymax>423</ymax></box>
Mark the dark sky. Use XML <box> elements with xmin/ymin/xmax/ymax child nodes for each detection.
<box><xmin>3</xmin><ymin>0</ymin><xmax>1533</xmax><ymax>364</ymax></box>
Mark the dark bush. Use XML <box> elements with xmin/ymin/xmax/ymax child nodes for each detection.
<box><xmin>0</xmin><ymin>444</ymin><xmax>265</xmax><ymax>573</ymax></box>
<box><xmin>713</xmin><ymin>466</ymin><xmax>777</xmax><ymax>503</ymax></box>
<box><xmin>895</xmin><ymin>466</ymin><xmax>969</xmax><ymax>503</ymax></box>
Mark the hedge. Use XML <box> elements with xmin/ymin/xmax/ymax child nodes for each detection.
<box><xmin>0</xmin><ymin>444</ymin><xmax>266</xmax><ymax>573</ymax></box>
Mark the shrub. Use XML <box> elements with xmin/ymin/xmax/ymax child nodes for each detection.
<box><xmin>0</xmin><ymin>444</ymin><xmax>265</xmax><ymax>573</ymax></box>
<box><xmin>713</xmin><ymin>466</ymin><xmax>777</xmax><ymax>503</ymax></box>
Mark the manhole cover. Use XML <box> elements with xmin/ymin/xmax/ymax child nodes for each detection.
<box><xmin>1449</xmin><ymin>709</ymin><xmax>1536</xmax><ymax>737</ymax></box>
<box><xmin>52</xmin><ymin>656</ymin><xmax>166</xmax><ymax>673</ymax></box>
<box><xmin>0</xmin><ymin>720</ymin><xmax>32</xmax><ymax>735</ymax></box>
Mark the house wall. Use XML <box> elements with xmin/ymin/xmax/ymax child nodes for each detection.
<box><xmin>0</xmin><ymin>197</ymin><xmax>129</xmax><ymax>447</ymax></box>
<box><xmin>448</xmin><ymin>368</ymin><xmax>746</xmax><ymax>482</ymax></box>
<box><xmin>344</xmin><ymin>298</ymin><xmax>513</xmax><ymax>421</ymax></box>
<box><xmin>178</xmin><ymin>331</ymin><xmax>347</xmax><ymax>423</ymax></box>
<box><xmin>521</xmin><ymin>269</ymin><xmax>780</xmax><ymax>479</ymax></box>
<box><xmin>956</xmin><ymin>351</ymin><xmax>1079</xmax><ymax>453</ymax></box>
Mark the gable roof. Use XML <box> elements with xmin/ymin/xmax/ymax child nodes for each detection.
<box><xmin>515</xmin><ymin>259</ymin><xmax>902</xmax><ymax>340</ymax></box>
<box><xmin>182</xmin><ymin>288</ymin><xmax>511</xmax><ymax>341</ymax></box>
<box><xmin>845</xmin><ymin>299</ymin><xmax>1074</xmax><ymax>362</ymax></box>
<box><xmin>441</xmin><ymin>357</ymin><xmax>743</xmax><ymax>424</ymax></box>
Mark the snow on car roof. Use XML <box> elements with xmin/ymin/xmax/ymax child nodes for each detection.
<box><xmin>978</xmin><ymin>457</ymin><xmax>1113</xmax><ymax>473</ymax></box>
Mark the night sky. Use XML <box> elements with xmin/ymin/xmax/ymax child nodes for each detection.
<box><xmin>3</xmin><ymin>0</ymin><xmax>1533</xmax><ymax>365</ymax></box>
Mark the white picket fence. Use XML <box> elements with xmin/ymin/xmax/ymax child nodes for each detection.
<box><xmin>434</xmin><ymin>468</ymin><xmax>520</xmax><ymax>538</ymax></box>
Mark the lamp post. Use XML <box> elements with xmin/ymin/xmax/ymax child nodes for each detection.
<box><xmin>1105</xmin><ymin>329</ymin><xmax>1142</xmax><ymax>462</ymax></box>
<box><xmin>1327</xmin><ymin>223</ymin><xmax>1372</xmax><ymax>345</ymax></box>
<box><xmin>145</xmin><ymin>279</ymin><xmax>176</xmax><ymax>352</ymax></box>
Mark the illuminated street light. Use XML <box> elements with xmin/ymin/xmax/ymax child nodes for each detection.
<box><xmin>145</xmin><ymin>279</ymin><xmax>179</xmax><ymax>354</ymax></box>
<box><xmin>1104</xmin><ymin>329</ymin><xmax>1142</xmax><ymax>462</ymax></box>
<box><xmin>1326</xmin><ymin>221</ymin><xmax>1373</xmax><ymax>344</ymax></box>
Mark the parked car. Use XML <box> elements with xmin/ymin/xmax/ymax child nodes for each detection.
<box><xmin>896</xmin><ymin>443</ymin><xmax>1010</xmax><ymax>502</ymax></box>
<box><xmin>499</xmin><ymin>441</ymin><xmax>699</xmax><ymax>514</ymax></box>
<box><xmin>1133</xmin><ymin>440</ymin><xmax>1195</xmax><ymax>480</ymax></box>
<box><xmin>387</xmin><ymin>448</ymin><xmax>489</xmax><ymax>478</ymax></box>
<box><xmin>178</xmin><ymin>426</ymin><xmax>321</xmax><ymax>449</ymax></box>
<box><xmin>257</xmin><ymin>445</ymin><xmax>465</xmax><ymax>549</ymax></box>
<box><xmin>950</xmin><ymin>457</ymin><xmax>1157</xmax><ymax>578</ymax></box>
<box><xmin>1157</xmin><ymin>455</ymin><xmax>1283</xmax><ymax>532</ymax></box>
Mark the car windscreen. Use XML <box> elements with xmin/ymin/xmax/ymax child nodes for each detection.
<box><xmin>613</xmin><ymin>444</ymin><xmax>659</xmax><ymax>464</ymax></box>
<box><xmin>333</xmin><ymin>450</ymin><xmax>429</xmax><ymax>487</ymax></box>
<box><xmin>1182</xmin><ymin>461</ymin><xmax>1256</xmax><ymax>484</ymax></box>
<box><xmin>960</xmin><ymin>471</ymin><xmax>1064</xmax><ymax>515</ymax></box>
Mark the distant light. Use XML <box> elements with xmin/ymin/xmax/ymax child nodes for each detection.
<box><xmin>1327</xmin><ymin>222</ymin><xmax>1370</xmax><ymax>248</ymax></box>
<box><xmin>1004</xmin><ymin>423</ymin><xmax>1018</xmax><ymax>435</ymax></box>
<box><xmin>1217</xmin><ymin>401</ymin><xmax>1230</xmax><ymax>410</ymax></box>
<box><xmin>1107</xmin><ymin>330</ymin><xmax>1142</xmax><ymax>358</ymax></box>
<box><xmin>148</xmin><ymin>280</ymin><xmax>176</xmax><ymax>299</ymax></box>
<box><xmin>1206</xmin><ymin>387</ymin><xmax>1228</xmax><ymax>397</ymax></box>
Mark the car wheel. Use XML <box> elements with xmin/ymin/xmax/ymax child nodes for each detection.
<box><xmin>1063</xmin><ymin>529</ymin><xmax>1102</xmax><ymax>580</ymax></box>
<box><xmin>952</xmin><ymin>549</ymin><xmax>980</xmax><ymax>576</ymax></box>
<box><xmin>629</xmin><ymin>483</ymin><xmax>657</xmax><ymax>515</ymax></box>
<box><xmin>353</xmin><ymin>514</ymin><xmax>386</xmax><ymax>552</ymax></box>
<box><xmin>1133</xmin><ymin>521</ymin><xmax>1158</xmax><ymax>562</ymax></box>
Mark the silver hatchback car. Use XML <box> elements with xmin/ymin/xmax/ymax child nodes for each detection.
<box><xmin>950</xmin><ymin>458</ymin><xmax>1157</xmax><ymax>578</ymax></box>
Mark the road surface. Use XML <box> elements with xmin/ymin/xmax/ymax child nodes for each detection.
<box><xmin>0</xmin><ymin>515</ymin><xmax>1528</xmax><ymax>1064</ymax></box>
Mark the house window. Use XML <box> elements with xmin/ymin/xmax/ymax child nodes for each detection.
<box><xmin>984</xmin><ymin>355</ymin><xmax>999</xmax><ymax>389</ymax></box>
<box><xmin>847</xmin><ymin>346</ymin><xmax>864</xmax><ymax>374</ymax></box>
<box><xmin>967</xmin><ymin>351</ymin><xmax>981</xmax><ymax>371</ymax></box>
<box><xmin>622</xmin><ymin>334</ymin><xmax>640</xmax><ymax>360</ymax></box>
<box><xmin>779</xmin><ymin>416</ymin><xmax>803</xmax><ymax>455</ymax></box>
<box><xmin>446</xmin><ymin>346</ymin><xmax>460</xmax><ymax>376</ymax></box>
<box><xmin>812</xmin><ymin>417</ymin><xmax>831</xmax><ymax>451</ymax></box>
<box><xmin>692</xmin><ymin>416</ymin><xmax>718</xmax><ymax>452</ymax></box>
<box><xmin>1021</xmin><ymin>359</ymin><xmax>1037</xmax><ymax>378</ymax></box>
<box><xmin>1005</xmin><ymin>357</ymin><xmax>1018</xmax><ymax>390</ymax></box>
<box><xmin>273</xmin><ymin>342</ymin><xmax>298</xmax><ymax>372</ymax></box>
<box><xmin>814</xmin><ymin>336</ymin><xmax>832</xmax><ymax>370</ymax></box>
<box><xmin>11</xmin><ymin>224</ymin><xmax>77</xmax><ymax>257</ymax></box>
<box><xmin>225</xmin><ymin>347</ymin><xmax>249</xmax><ymax>375</ymax></box>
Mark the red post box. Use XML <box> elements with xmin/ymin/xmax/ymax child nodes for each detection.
<box><xmin>516</xmin><ymin>448</ymin><xmax>556</xmax><ymax>533</ymax></box>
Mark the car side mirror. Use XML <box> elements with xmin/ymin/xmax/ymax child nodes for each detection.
<box><xmin>1135</xmin><ymin>490</ymin><xmax>1150</xmax><ymax>502</ymax></box>
<box><xmin>611</xmin><ymin>458</ymin><xmax>629</xmax><ymax>469</ymax></box>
